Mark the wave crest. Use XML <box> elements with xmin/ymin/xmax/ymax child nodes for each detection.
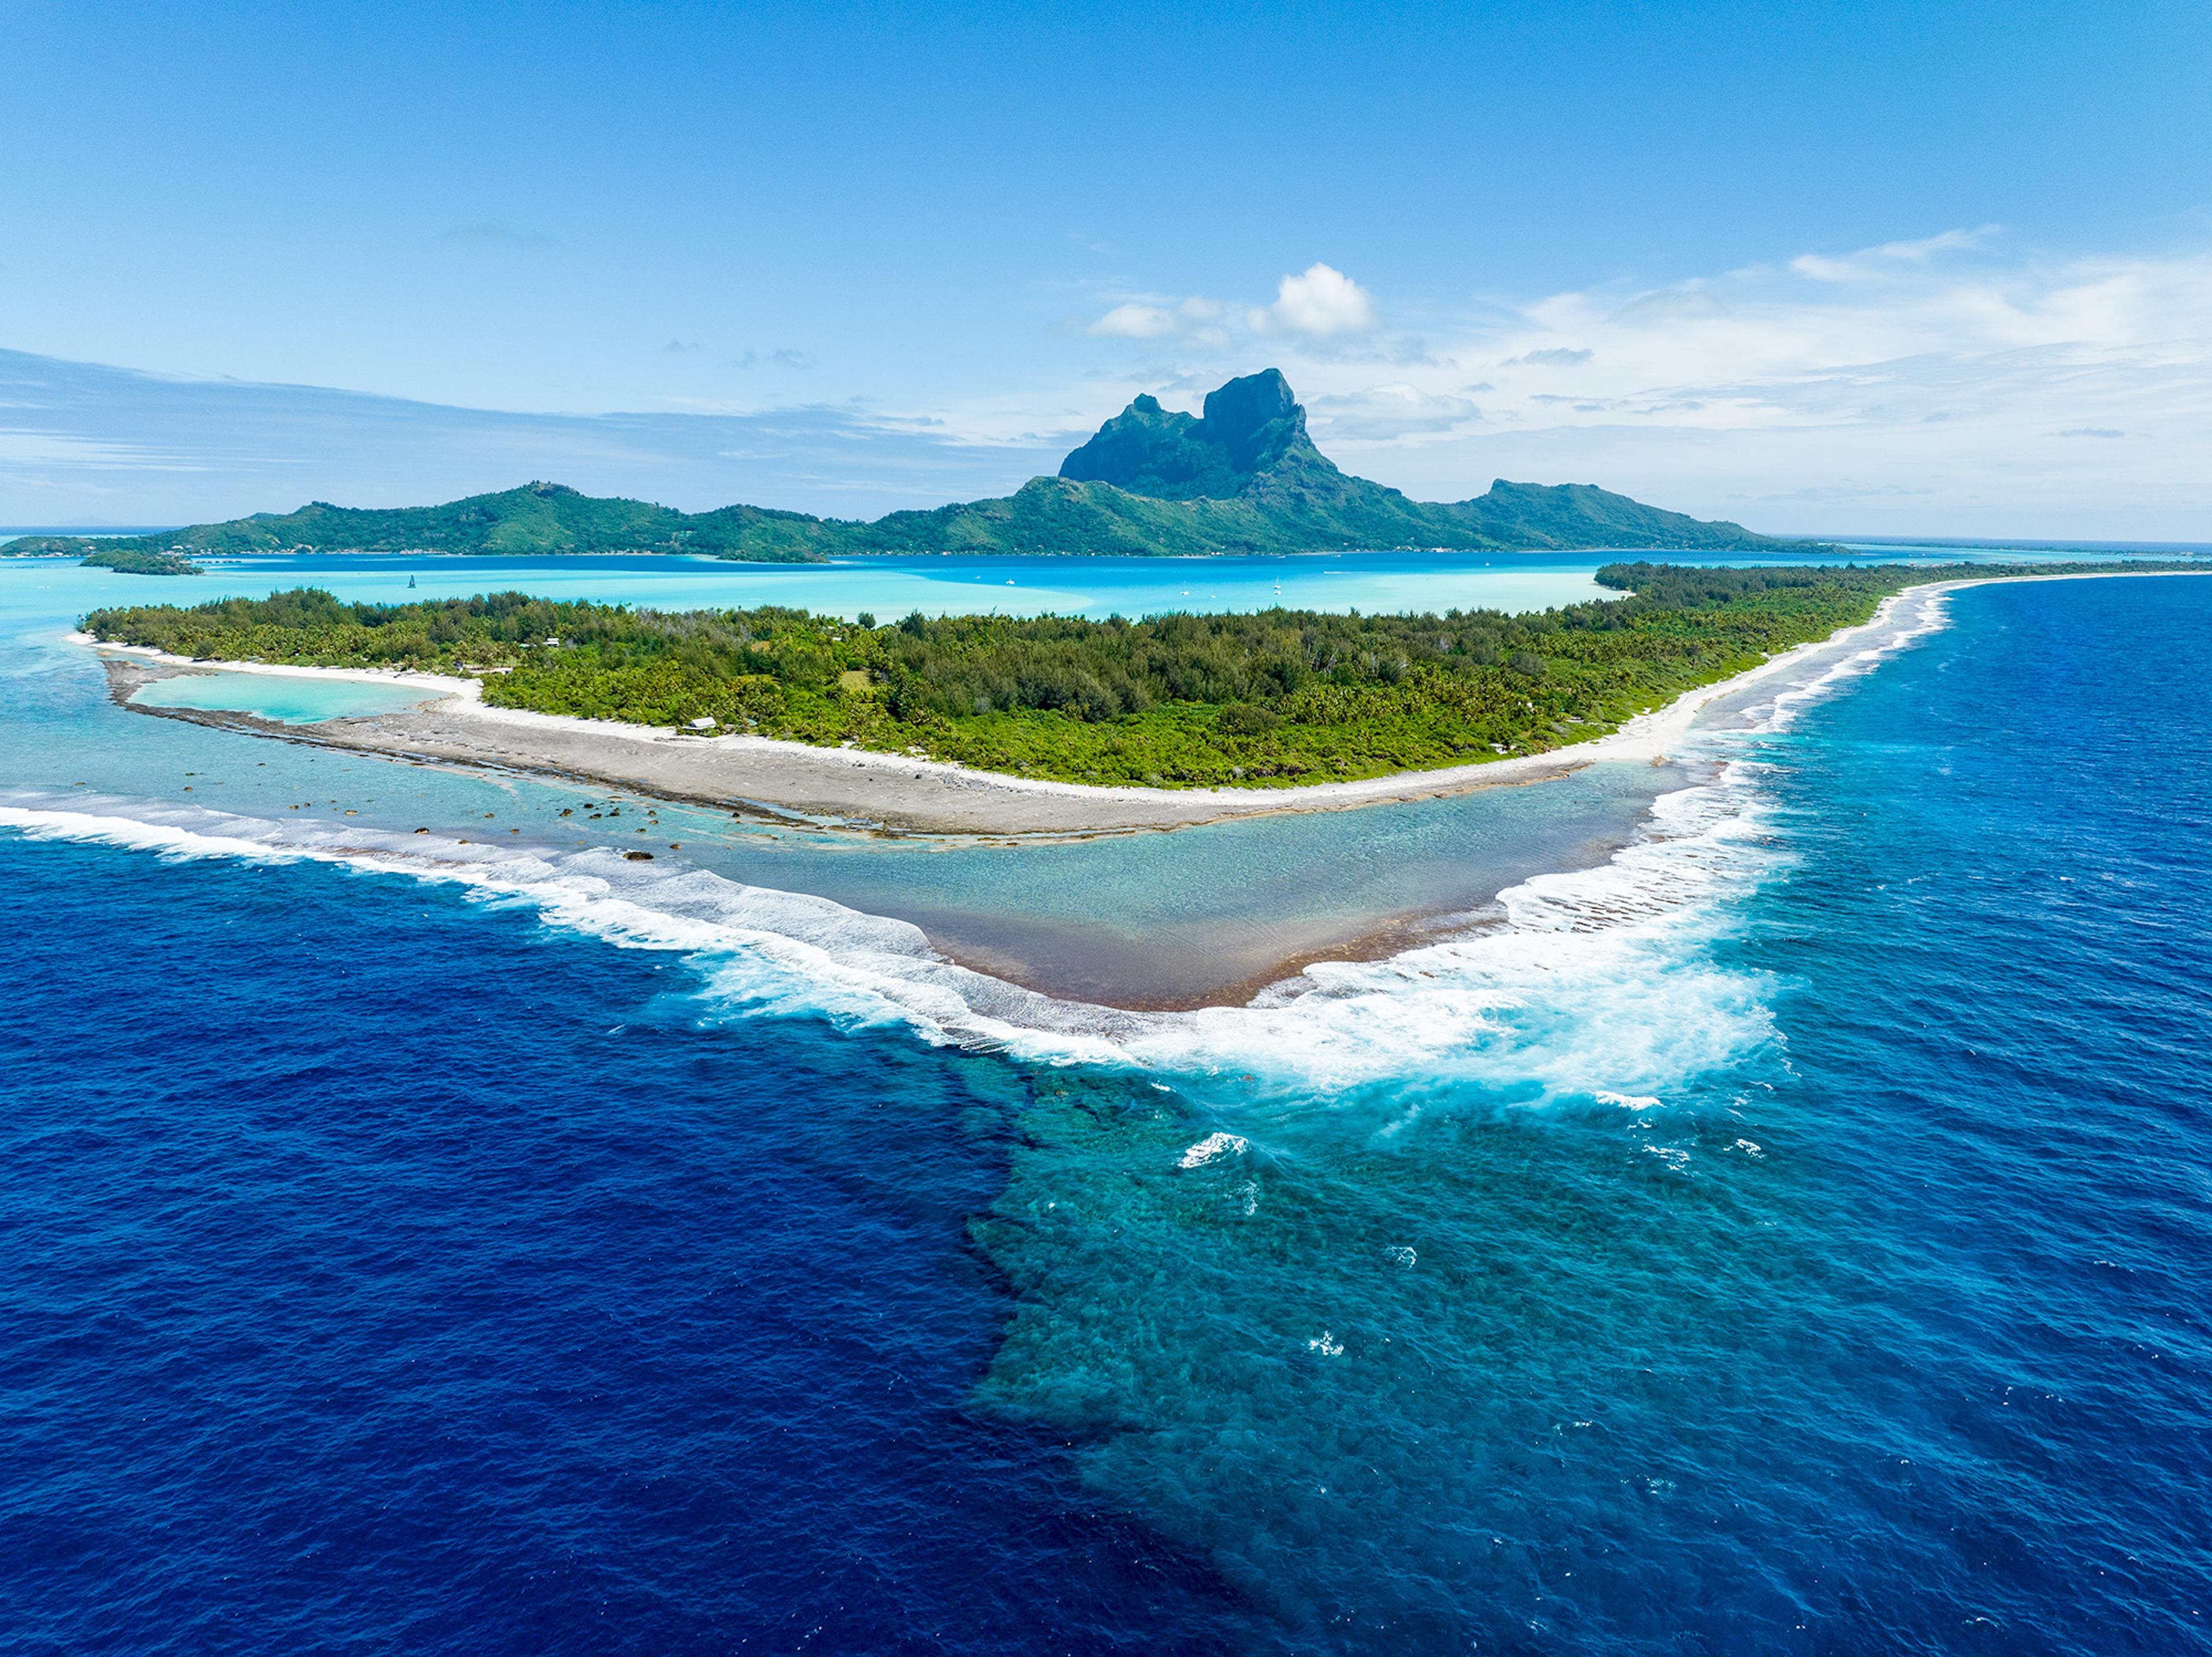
<box><xmin>3</xmin><ymin>581</ymin><xmax>1947</xmax><ymax>1098</ymax></box>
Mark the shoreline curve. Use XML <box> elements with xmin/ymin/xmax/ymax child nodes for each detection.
<box><xmin>74</xmin><ymin>569</ymin><xmax>2205</xmax><ymax>838</ymax></box>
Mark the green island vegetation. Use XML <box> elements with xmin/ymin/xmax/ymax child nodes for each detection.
<box><xmin>78</xmin><ymin>545</ymin><xmax>203</xmax><ymax>576</ymax></box>
<box><xmin>17</xmin><ymin>370</ymin><xmax>1840</xmax><ymax>572</ymax></box>
<box><xmin>81</xmin><ymin>559</ymin><xmax>2201</xmax><ymax>788</ymax></box>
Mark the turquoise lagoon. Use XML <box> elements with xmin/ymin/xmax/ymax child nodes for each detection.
<box><xmin>130</xmin><ymin>669</ymin><xmax>445</xmax><ymax>725</ymax></box>
<box><xmin>179</xmin><ymin>546</ymin><xmax>1622</xmax><ymax>619</ymax></box>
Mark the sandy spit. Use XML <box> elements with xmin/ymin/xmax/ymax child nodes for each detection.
<box><xmin>74</xmin><ymin>570</ymin><xmax>2206</xmax><ymax>838</ymax></box>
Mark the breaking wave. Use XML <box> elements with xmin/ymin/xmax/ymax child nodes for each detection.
<box><xmin>0</xmin><ymin>592</ymin><xmax>1943</xmax><ymax>1100</ymax></box>
<box><xmin>0</xmin><ymin>763</ymin><xmax>1775</xmax><ymax>1106</ymax></box>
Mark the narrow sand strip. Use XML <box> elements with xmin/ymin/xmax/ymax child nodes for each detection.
<box><xmin>77</xmin><ymin>570</ymin><xmax>2206</xmax><ymax>837</ymax></box>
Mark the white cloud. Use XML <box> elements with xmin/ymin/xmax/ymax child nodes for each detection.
<box><xmin>1366</xmin><ymin>238</ymin><xmax>2212</xmax><ymax>532</ymax></box>
<box><xmin>1037</xmin><ymin>232</ymin><xmax>2212</xmax><ymax>536</ymax></box>
<box><xmin>736</xmin><ymin>347</ymin><xmax>817</xmax><ymax>370</ymax></box>
<box><xmin>1789</xmin><ymin>224</ymin><xmax>1999</xmax><ymax>282</ymax></box>
<box><xmin>1308</xmin><ymin>384</ymin><xmax>1480</xmax><ymax>440</ymax></box>
<box><xmin>1262</xmin><ymin>262</ymin><xmax>1377</xmax><ymax>335</ymax></box>
<box><xmin>0</xmin><ymin>428</ymin><xmax>215</xmax><ymax>472</ymax></box>
<box><xmin>1086</xmin><ymin>293</ymin><xmax>1232</xmax><ymax>342</ymax></box>
<box><xmin>1084</xmin><ymin>269</ymin><xmax>1372</xmax><ymax>348</ymax></box>
<box><xmin>0</xmin><ymin>347</ymin><xmax>1066</xmax><ymax>524</ymax></box>
<box><xmin>437</xmin><ymin>221</ymin><xmax>556</xmax><ymax>248</ymax></box>
<box><xmin>1088</xmin><ymin>302</ymin><xmax>1177</xmax><ymax>339</ymax></box>
<box><xmin>813</xmin><ymin>229</ymin><xmax>2212</xmax><ymax>538</ymax></box>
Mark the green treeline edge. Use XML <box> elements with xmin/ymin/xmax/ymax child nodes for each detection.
<box><xmin>80</xmin><ymin>546</ymin><xmax>203</xmax><ymax>576</ymax></box>
<box><xmin>81</xmin><ymin>562</ymin><xmax>2199</xmax><ymax>789</ymax></box>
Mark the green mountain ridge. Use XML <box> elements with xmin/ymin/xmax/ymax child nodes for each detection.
<box><xmin>8</xmin><ymin>369</ymin><xmax>1838</xmax><ymax>567</ymax></box>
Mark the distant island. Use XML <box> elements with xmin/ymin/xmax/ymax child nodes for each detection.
<box><xmin>15</xmin><ymin>370</ymin><xmax>1839</xmax><ymax>572</ymax></box>
<box><xmin>79</xmin><ymin>545</ymin><xmax>202</xmax><ymax>576</ymax></box>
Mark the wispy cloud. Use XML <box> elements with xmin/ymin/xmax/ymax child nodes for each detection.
<box><xmin>1031</xmin><ymin>229</ymin><xmax>2212</xmax><ymax>536</ymax></box>
<box><xmin>1380</xmin><ymin>238</ymin><xmax>2212</xmax><ymax>531</ymax></box>
<box><xmin>1789</xmin><ymin>225</ymin><xmax>2000</xmax><ymax>282</ymax></box>
<box><xmin>1307</xmin><ymin>384</ymin><xmax>1480</xmax><ymax>440</ymax></box>
<box><xmin>0</xmin><ymin>349</ymin><xmax>1054</xmax><ymax>524</ymax></box>
<box><xmin>1088</xmin><ymin>302</ymin><xmax>1178</xmax><ymax>339</ymax></box>
<box><xmin>0</xmin><ymin>428</ymin><xmax>218</xmax><ymax>473</ymax></box>
<box><xmin>735</xmin><ymin>349</ymin><xmax>817</xmax><ymax>370</ymax></box>
<box><xmin>436</xmin><ymin>222</ymin><xmax>556</xmax><ymax>248</ymax></box>
<box><xmin>18</xmin><ymin>228</ymin><xmax>2211</xmax><ymax>540</ymax></box>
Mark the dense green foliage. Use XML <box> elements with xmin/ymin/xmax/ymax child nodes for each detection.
<box><xmin>89</xmin><ymin>561</ymin><xmax>2198</xmax><ymax>788</ymax></box>
<box><xmin>19</xmin><ymin>370</ymin><xmax>1835</xmax><ymax>566</ymax></box>
<box><xmin>79</xmin><ymin>545</ymin><xmax>202</xmax><ymax>576</ymax></box>
<box><xmin>8</xmin><ymin>482</ymin><xmax>828</xmax><ymax>564</ymax></box>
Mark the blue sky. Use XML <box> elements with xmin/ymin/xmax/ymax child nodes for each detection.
<box><xmin>4</xmin><ymin>0</ymin><xmax>2210</xmax><ymax>536</ymax></box>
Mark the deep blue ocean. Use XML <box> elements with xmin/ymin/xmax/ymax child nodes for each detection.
<box><xmin>3</xmin><ymin>568</ymin><xmax>2209</xmax><ymax>1652</ymax></box>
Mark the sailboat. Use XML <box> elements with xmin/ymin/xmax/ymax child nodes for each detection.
<box><xmin>407</xmin><ymin>574</ymin><xmax>416</xmax><ymax>589</ymax></box>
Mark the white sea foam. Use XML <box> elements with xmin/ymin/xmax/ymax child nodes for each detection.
<box><xmin>1179</xmin><ymin>1132</ymin><xmax>1249</xmax><ymax>1168</ymax></box>
<box><xmin>1736</xmin><ymin>587</ymin><xmax>1953</xmax><ymax>735</ymax></box>
<box><xmin>1</xmin><ymin>600</ymin><xmax>1940</xmax><ymax>1098</ymax></box>
<box><xmin>0</xmin><ymin>770</ymin><xmax>1777</xmax><ymax>1102</ymax></box>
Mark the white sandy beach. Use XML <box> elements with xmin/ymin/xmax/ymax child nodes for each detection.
<box><xmin>79</xmin><ymin>570</ymin><xmax>2207</xmax><ymax>837</ymax></box>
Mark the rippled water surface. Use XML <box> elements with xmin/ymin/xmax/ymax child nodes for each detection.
<box><xmin>3</xmin><ymin>561</ymin><xmax>2209</xmax><ymax>1652</ymax></box>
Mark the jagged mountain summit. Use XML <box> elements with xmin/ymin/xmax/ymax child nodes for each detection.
<box><xmin>1059</xmin><ymin>369</ymin><xmax>1314</xmax><ymax>498</ymax></box>
<box><xmin>7</xmin><ymin>370</ymin><xmax>1835</xmax><ymax>565</ymax></box>
<box><xmin>1055</xmin><ymin>368</ymin><xmax>1818</xmax><ymax>557</ymax></box>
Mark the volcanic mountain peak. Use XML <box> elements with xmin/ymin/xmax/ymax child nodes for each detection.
<box><xmin>9</xmin><ymin>368</ymin><xmax>1835</xmax><ymax>567</ymax></box>
<box><xmin>1058</xmin><ymin>368</ymin><xmax>1329</xmax><ymax>500</ymax></box>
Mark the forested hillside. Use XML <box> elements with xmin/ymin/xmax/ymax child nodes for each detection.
<box><xmin>22</xmin><ymin>370</ymin><xmax>1835</xmax><ymax>570</ymax></box>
